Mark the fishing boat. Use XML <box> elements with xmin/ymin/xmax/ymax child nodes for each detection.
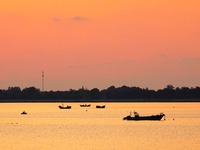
<box><xmin>96</xmin><ymin>105</ymin><xmax>106</xmax><ymax>108</ymax></box>
<box><xmin>21</xmin><ymin>111</ymin><xmax>27</xmax><ymax>115</ymax></box>
<box><xmin>80</xmin><ymin>104</ymin><xmax>91</xmax><ymax>107</ymax></box>
<box><xmin>123</xmin><ymin>111</ymin><xmax>165</xmax><ymax>121</ymax></box>
<box><xmin>58</xmin><ymin>105</ymin><xmax>71</xmax><ymax>109</ymax></box>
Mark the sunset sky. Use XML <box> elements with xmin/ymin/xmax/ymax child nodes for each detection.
<box><xmin>0</xmin><ymin>0</ymin><xmax>200</xmax><ymax>91</ymax></box>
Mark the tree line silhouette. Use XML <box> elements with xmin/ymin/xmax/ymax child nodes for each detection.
<box><xmin>0</xmin><ymin>85</ymin><xmax>200</xmax><ymax>102</ymax></box>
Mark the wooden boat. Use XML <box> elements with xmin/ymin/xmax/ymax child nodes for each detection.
<box><xmin>58</xmin><ymin>105</ymin><xmax>71</xmax><ymax>109</ymax></box>
<box><xmin>80</xmin><ymin>104</ymin><xmax>91</xmax><ymax>107</ymax></box>
<box><xmin>21</xmin><ymin>111</ymin><xmax>27</xmax><ymax>115</ymax></box>
<box><xmin>96</xmin><ymin>105</ymin><xmax>106</xmax><ymax>108</ymax></box>
<box><xmin>123</xmin><ymin>111</ymin><xmax>165</xmax><ymax>121</ymax></box>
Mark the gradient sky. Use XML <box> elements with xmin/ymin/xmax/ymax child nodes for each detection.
<box><xmin>1</xmin><ymin>0</ymin><xmax>200</xmax><ymax>91</ymax></box>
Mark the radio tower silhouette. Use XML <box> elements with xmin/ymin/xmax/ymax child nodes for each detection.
<box><xmin>42</xmin><ymin>71</ymin><xmax>44</xmax><ymax>92</ymax></box>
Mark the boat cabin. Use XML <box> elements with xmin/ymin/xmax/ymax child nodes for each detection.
<box><xmin>134</xmin><ymin>111</ymin><xmax>139</xmax><ymax>117</ymax></box>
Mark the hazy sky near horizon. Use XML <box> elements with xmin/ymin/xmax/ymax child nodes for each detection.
<box><xmin>1</xmin><ymin>0</ymin><xmax>200</xmax><ymax>91</ymax></box>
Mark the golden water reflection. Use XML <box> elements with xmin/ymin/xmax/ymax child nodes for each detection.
<box><xmin>0</xmin><ymin>102</ymin><xmax>200</xmax><ymax>149</ymax></box>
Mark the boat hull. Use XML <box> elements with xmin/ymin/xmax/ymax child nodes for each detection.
<box><xmin>58</xmin><ymin>106</ymin><xmax>71</xmax><ymax>109</ymax></box>
<box><xmin>123</xmin><ymin>114</ymin><xmax>165</xmax><ymax>121</ymax></box>
<box><xmin>21</xmin><ymin>112</ymin><xmax>27</xmax><ymax>115</ymax></box>
<box><xmin>80</xmin><ymin>104</ymin><xmax>91</xmax><ymax>107</ymax></box>
<box><xmin>96</xmin><ymin>105</ymin><xmax>106</xmax><ymax>108</ymax></box>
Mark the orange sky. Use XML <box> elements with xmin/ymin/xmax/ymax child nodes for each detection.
<box><xmin>0</xmin><ymin>0</ymin><xmax>200</xmax><ymax>90</ymax></box>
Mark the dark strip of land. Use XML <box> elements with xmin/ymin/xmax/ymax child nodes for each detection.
<box><xmin>0</xmin><ymin>99</ymin><xmax>200</xmax><ymax>103</ymax></box>
<box><xmin>1</xmin><ymin>85</ymin><xmax>200</xmax><ymax>102</ymax></box>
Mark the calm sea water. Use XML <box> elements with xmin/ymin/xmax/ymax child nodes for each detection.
<box><xmin>0</xmin><ymin>102</ymin><xmax>200</xmax><ymax>150</ymax></box>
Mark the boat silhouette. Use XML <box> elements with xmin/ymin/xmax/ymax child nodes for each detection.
<box><xmin>96</xmin><ymin>105</ymin><xmax>106</xmax><ymax>108</ymax></box>
<box><xmin>21</xmin><ymin>111</ymin><xmax>27</xmax><ymax>115</ymax></box>
<box><xmin>80</xmin><ymin>104</ymin><xmax>91</xmax><ymax>107</ymax></box>
<box><xmin>123</xmin><ymin>111</ymin><xmax>165</xmax><ymax>121</ymax></box>
<box><xmin>58</xmin><ymin>105</ymin><xmax>71</xmax><ymax>109</ymax></box>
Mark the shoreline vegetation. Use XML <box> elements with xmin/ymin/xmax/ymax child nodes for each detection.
<box><xmin>0</xmin><ymin>85</ymin><xmax>200</xmax><ymax>102</ymax></box>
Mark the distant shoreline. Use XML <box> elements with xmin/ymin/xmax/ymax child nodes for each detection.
<box><xmin>1</xmin><ymin>86</ymin><xmax>200</xmax><ymax>101</ymax></box>
<box><xmin>1</xmin><ymin>99</ymin><xmax>200</xmax><ymax>103</ymax></box>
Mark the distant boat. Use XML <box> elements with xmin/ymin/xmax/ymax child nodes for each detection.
<box><xmin>123</xmin><ymin>111</ymin><xmax>165</xmax><ymax>121</ymax></box>
<box><xmin>80</xmin><ymin>104</ymin><xmax>91</xmax><ymax>107</ymax></box>
<box><xmin>58</xmin><ymin>105</ymin><xmax>71</xmax><ymax>109</ymax></box>
<box><xmin>96</xmin><ymin>105</ymin><xmax>106</xmax><ymax>108</ymax></box>
<box><xmin>21</xmin><ymin>111</ymin><xmax>27</xmax><ymax>115</ymax></box>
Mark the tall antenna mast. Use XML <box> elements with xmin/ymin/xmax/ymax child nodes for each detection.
<box><xmin>42</xmin><ymin>71</ymin><xmax>44</xmax><ymax>92</ymax></box>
